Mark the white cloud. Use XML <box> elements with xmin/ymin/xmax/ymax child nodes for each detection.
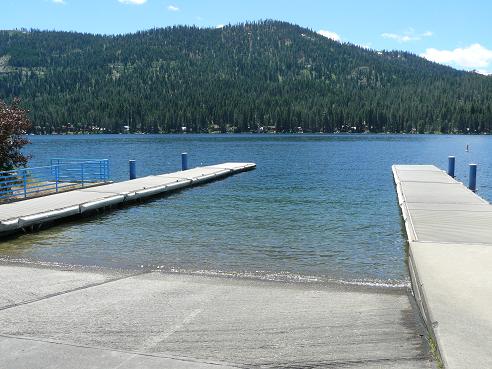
<box><xmin>421</xmin><ymin>43</ymin><xmax>492</xmax><ymax>74</ymax></box>
<box><xmin>382</xmin><ymin>33</ymin><xmax>416</xmax><ymax>43</ymax></box>
<box><xmin>52</xmin><ymin>0</ymin><xmax>65</xmax><ymax>4</ymax></box>
<box><xmin>167</xmin><ymin>4</ymin><xmax>179</xmax><ymax>11</ymax></box>
<box><xmin>118</xmin><ymin>0</ymin><xmax>147</xmax><ymax>4</ymax></box>
<box><xmin>381</xmin><ymin>29</ymin><xmax>433</xmax><ymax>43</ymax></box>
<box><xmin>476</xmin><ymin>69</ymin><xmax>491</xmax><ymax>76</ymax></box>
<box><xmin>317</xmin><ymin>30</ymin><xmax>341</xmax><ymax>42</ymax></box>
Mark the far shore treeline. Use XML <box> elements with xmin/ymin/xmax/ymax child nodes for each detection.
<box><xmin>0</xmin><ymin>20</ymin><xmax>492</xmax><ymax>134</ymax></box>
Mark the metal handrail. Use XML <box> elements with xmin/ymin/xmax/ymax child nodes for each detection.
<box><xmin>0</xmin><ymin>159</ymin><xmax>110</xmax><ymax>202</ymax></box>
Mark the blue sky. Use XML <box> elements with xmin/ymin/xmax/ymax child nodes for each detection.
<box><xmin>2</xmin><ymin>0</ymin><xmax>492</xmax><ymax>74</ymax></box>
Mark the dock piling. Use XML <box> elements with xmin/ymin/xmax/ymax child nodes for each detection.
<box><xmin>181</xmin><ymin>153</ymin><xmax>188</xmax><ymax>171</ymax></box>
<box><xmin>447</xmin><ymin>156</ymin><xmax>455</xmax><ymax>177</ymax></box>
<box><xmin>129</xmin><ymin>160</ymin><xmax>137</xmax><ymax>180</ymax></box>
<box><xmin>469</xmin><ymin>164</ymin><xmax>477</xmax><ymax>192</ymax></box>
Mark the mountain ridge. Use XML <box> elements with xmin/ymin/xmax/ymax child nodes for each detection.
<box><xmin>0</xmin><ymin>20</ymin><xmax>491</xmax><ymax>133</ymax></box>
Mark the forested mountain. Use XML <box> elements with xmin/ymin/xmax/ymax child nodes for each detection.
<box><xmin>0</xmin><ymin>20</ymin><xmax>491</xmax><ymax>134</ymax></box>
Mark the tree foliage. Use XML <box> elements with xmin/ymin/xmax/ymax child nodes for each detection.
<box><xmin>0</xmin><ymin>21</ymin><xmax>491</xmax><ymax>134</ymax></box>
<box><xmin>0</xmin><ymin>98</ymin><xmax>31</xmax><ymax>171</ymax></box>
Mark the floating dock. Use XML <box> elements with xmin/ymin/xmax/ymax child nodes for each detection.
<box><xmin>0</xmin><ymin>162</ymin><xmax>255</xmax><ymax>236</ymax></box>
<box><xmin>393</xmin><ymin>164</ymin><xmax>492</xmax><ymax>369</ymax></box>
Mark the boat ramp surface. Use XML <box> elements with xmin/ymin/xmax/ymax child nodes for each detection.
<box><xmin>393</xmin><ymin>164</ymin><xmax>492</xmax><ymax>369</ymax></box>
<box><xmin>0</xmin><ymin>162</ymin><xmax>255</xmax><ymax>236</ymax></box>
<box><xmin>0</xmin><ymin>265</ymin><xmax>434</xmax><ymax>368</ymax></box>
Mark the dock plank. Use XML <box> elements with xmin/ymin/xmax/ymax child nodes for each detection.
<box><xmin>399</xmin><ymin>182</ymin><xmax>486</xmax><ymax>205</ymax></box>
<box><xmin>79</xmin><ymin>176</ymin><xmax>191</xmax><ymax>195</ymax></box>
<box><xmin>395</xmin><ymin>170</ymin><xmax>457</xmax><ymax>184</ymax></box>
<box><xmin>393</xmin><ymin>164</ymin><xmax>492</xmax><ymax>369</ymax></box>
<box><xmin>0</xmin><ymin>190</ymin><xmax>121</xmax><ymax>221</ymax></box>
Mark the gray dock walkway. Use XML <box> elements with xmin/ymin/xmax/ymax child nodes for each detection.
<box><xmin>393</xmin><ymin>165</ymin><xmax>492</xmax><ymax>369</ymax></box>
<box><xmin>0</xmin><ymin>264</ymin><xmax>435</xmax><ymax>368</ymax></box>
<box><xmin>0</xmin><ymin>162</ymin><xmax>255</xmax><ymax>236</ymax></box>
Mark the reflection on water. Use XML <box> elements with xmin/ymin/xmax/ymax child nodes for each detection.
<box><xmin>2</xmin><ymin>134</ymin><xmax>491</xmax><ymax>287</ymax></box>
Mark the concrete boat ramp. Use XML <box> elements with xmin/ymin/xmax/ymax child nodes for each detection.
<box><xmin>393</xmin><ymin>165</ymin><xmax>492</xmax><ymax>369</ymax></box>
<box><xmin>0</xmin><ymin>162</ymin><xmax>255</xmax><ymax>236</ymax></box>
<box><xmin>0</xmin><ymin>264</ymin><xmax>435</xmax><ymax>369</ymax></box>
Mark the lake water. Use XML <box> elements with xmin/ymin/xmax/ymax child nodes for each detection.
<box><xmin>1</xmin><ymin>134</ymin><xmax>491</xmax><ymax>287</ymax></box>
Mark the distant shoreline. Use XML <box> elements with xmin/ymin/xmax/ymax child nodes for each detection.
<box><xmin>27</xmin><ymin>131</ymin><xmax>492</xmax><ymax>136</ymax></box>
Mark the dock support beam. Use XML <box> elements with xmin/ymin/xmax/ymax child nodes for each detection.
<box><xmin>181</xmin><ymin>153</ymin><xmax>188</xmax><ymax>171</ymax></box>
<box><xmin>129</xmin><ymin>160</ymin><xmax>137</xmax><ymax>180</ymax></box>
<box><xmin>469</xmin><ymin>164</ymin><xmax>477</xmax><ymax>192</ymax></box>
<box><xmin>447</xmin><ymin>156</ymin><xmax>455</xmax><ymax>178</ymax></box>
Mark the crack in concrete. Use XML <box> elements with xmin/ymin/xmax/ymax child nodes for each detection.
<box><xmin>0</xmin><ymin>271</ymin><xmax>150</xmax><ymax>312</ymax></box>
<box><xmin>0</xmin><ymin>334</ymin><xmax>242</xmax><ymax>368</ymax></box>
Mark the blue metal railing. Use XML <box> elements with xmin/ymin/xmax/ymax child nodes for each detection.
<box><xmin>0</xmin><ymin>158</ymin><xmax>110</xmax><ymax>202</ymax></box>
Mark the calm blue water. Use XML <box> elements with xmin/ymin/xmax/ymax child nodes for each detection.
<box><xmin>2</xmin><ymin>134</ymin><xmax>492</xmax><ymax>287</ymax></box>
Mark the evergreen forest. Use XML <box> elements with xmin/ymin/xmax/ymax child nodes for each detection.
<box><xmin>0</xmin><ymin>20</ymin><xmax>491</xmax><ymax>134</ymax></box>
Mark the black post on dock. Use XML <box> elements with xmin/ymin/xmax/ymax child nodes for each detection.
<box><xmin>469</xmin><ymin>164</ymin><xmax>477</xmax><ymax>192</ymax></box>
<box><xmin>129</xmin><ymin>160</ymin><xmax>137</xmax><ymax>180</ymax></box>
<box><xmin>447</xmin><ymin>156</ymin><xmax>455</xmax><ymax>178</ymax></box>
